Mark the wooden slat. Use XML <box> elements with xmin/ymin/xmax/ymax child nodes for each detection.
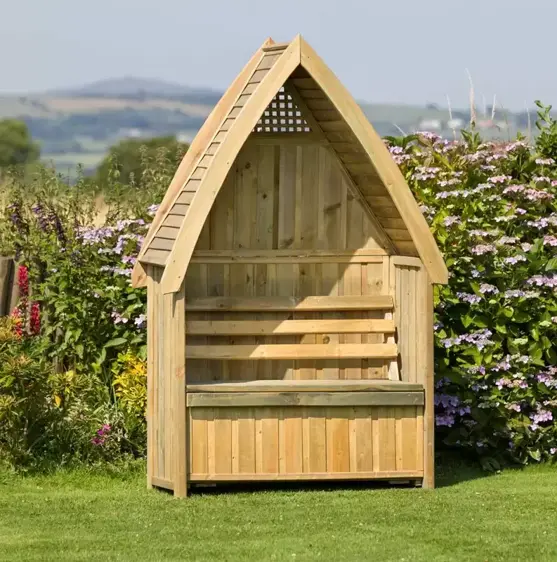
<box><xmin>190</xmin><ymin>249</ymin><xmax>387</xmax><ymax>262</ymax></box>
<box><xmin>205</xmin><ymin>142</ymin><xmax>221</xmax><ymax>156</ymax></box>
<box><xmin>256</xmin><ymin>53</ymin><xmax>281</xmax><ymax>70</ymax></box>
<box><xmin>186</xmin><ymin>295</ymin><xmax>393</xmax><ymax>312</ymax></box>
<box><xmin>248</xmin><ymin>69</ymin><xmax>270</xmax><ymax>84</ymax></box>
<box><xmin>385</xmin><ymin>228</ymin><xmax>412</xmax><ymax>242</ymax></box>
<box><xmin>162</xmin><ymin>215</ymin><xmax>183</xmax><ymax>228</ymax></box>
<box><xmin>187</xmin><ymin>343</ymin><xmax>397</xmax><ymax>360</ymax></box>
<box><xmin>312</xmin><ymin>110</ymin><xmax>341</xmax><ymax>122</ymax></box>
<box><xmin>319</xmin><ymin>121</ymin><xmax>350</xmax><ymax>133</ymax></box>
<box><xmin>175</xmin><ymin>191</ymin><xmax>195</xmax><ymax>205</ymax></box>
<box><xmin>305</xmin><ymin>98</ymin><xmax>335</xmax><ymax>111</ymax></box>
<box><xmin>142</xmin><ymin>249</ymin><xmax>169</xmax><ymax>266</ymax></box>
<box><xmin>187</xmin><ymin>379</ymin><xmax>423</xmax><ymax>393</ymax></box>
<box><xmin>169</xmin><ymin>204</ymin><xmax>190</xmax><ymax>216</ymax></box>
<box><xmin>246</xmin><ymin>132</ymin><xmax>327</xmax><ymax>145</ymax></box>
<box><xmin>298</xmin><ymin>89</ymin><xmax>326</xmax><ymax>100</ymax></box>
<box><xmin>157</xmin><ymin>226</ymin><xmax>180</xmax><ymax>240</ymax></box>
<box><xmin>190</xmin><ymin>167</ymin><xmax>206</xmax><ymax>180</ymax></box>
<box><xmin>242</xmin><ymin>83</ymin><xmax>258</xmax><ymax>95</ymax></box>
<box><xmin>262</xmin><ymin>43</ymin><xmax>290</xmax><ymax>52</ymax></box>
<box><xmin>292</xmin><ymin>78</ymin><xmax>319</xmax><ymax>89</ymax></box>
<box><xmin>189</xmin><ymin>471</ymin><xmax>423</xmax><ymax>481</ymax></box>
<box><xmin>186</xmin><ymin>318</ymin><xmax>395</xmax><ymax>336</ymax></box>
<box><xmin>235</xmin><ymin>94</ymin><xmax>251</xmax><ymax>108</ymax></box>
<box><xmin>187</xmin><ymin>391</ymin><xmax>424</xmax><ymax>408</ymax></box>
<box><xmin>149</xmin><ymin>238</ymin><xmax>174</xmax><ymax>251</ymax></box>
<box><xmin>183</xmin><ymin>179</ymin><xmax>202</xmax><ymax>192</ymax></box>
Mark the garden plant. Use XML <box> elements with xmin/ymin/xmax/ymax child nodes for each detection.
<box><xmin>0</xmin><ymin>105</ymin><xmax>556</xmax><ymax>471</ymax></box>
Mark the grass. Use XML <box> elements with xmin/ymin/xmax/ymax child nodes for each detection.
<box><xmin>0</xmin><ymin>460</ymin><xmax>556</xmax><ymax>561</ymax></box>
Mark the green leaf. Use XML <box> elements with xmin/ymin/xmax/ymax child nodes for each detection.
<box><xmin>104</xmin><ymin>338</ymin><xmax>128</xmax><ymax>349</ymax></box>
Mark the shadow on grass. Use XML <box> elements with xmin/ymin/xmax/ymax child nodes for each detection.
<box><xmin>182</xmin><ymin>451</ymin><xmax>492</xmax><ymax>496</ymax></box>
<box><xmin>188</xmin><ymin>478</ymin><xmax>419</xmax><ymax>497</ymax></box>
<box><xmin>435</xmin><ymin>450</ymin><xmax>492</xmax><ymax>488</ymax></box>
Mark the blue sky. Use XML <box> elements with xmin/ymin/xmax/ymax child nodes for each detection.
<box><xmin>1</xmin><ymin>0</ymin><xmax>555</xmax><ymax>109</ymax></box>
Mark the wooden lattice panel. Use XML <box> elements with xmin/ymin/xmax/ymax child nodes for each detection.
<box><xmin>254</xmin><ymin>88</ymin><xmax>311</xmax><ymax>133</ymax></box>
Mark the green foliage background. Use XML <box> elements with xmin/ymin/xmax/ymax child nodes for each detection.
<box><xmin>1</xmin><ymin>107</ymin><xmax>557</xmax><ymax>470</ymax></box>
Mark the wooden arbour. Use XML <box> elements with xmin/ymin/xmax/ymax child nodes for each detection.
<box><xmin>133</xmin><ymin>36</ymin><xmax>448</xmax><ymax>496</ymax></box>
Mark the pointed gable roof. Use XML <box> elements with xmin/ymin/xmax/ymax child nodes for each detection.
<box><xmin>132</xmin><ymin>35</ymin><xmax>448</xmax><ymax>292</ymax></box>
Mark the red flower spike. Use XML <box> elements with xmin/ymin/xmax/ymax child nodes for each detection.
<box><xmin>17</xmin><ymin>265</ymin><xmax>29</xmax><ymax>297</ymax></box>
<box><xmin>30</xmin><ymin>302</ymin><xmax>40</xmax><ymax>335</ymax></box>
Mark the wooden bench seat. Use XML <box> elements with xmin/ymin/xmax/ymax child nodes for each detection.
<box><xmin>187</xmin><ymin>379</ymin><xmax>422</xmax><ymax>393</ymax></box>
<box><xmin>186</xmin><ymin>379</ymin><xmax>424</xmax><ymax>407</ymax></box>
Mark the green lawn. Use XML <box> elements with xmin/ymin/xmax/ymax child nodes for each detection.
<box><xmin>0</xmin><ymin>460</ymin><xmax>556</xmax><ymax>561</ymax></box>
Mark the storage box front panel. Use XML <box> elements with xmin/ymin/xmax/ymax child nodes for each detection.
<box><xmin>188</xmin><ymin>405</ymin><xmax>423</xmax><ymax>481</ymax></box>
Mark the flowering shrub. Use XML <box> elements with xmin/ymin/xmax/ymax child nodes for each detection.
<box><xmin>3</xmin><ymin>114</ymin><xmax>557</xmax><ymax>470</ymax></box>
<box><xmin>388</xmin><ymin>103</ymin><xmax>557</xmax><ymax>468</ymax></box>
<box><xmin>0</xmin><ymin>160</ymin><xmax>169</xmax><ymax>468</ymax></box>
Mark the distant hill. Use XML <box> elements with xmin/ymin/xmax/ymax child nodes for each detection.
<box><xmin>52</xmin><ymin>77</ymin><xmax>222</xmax><ymax>103</ymax></box>
<box><xmin>0</xmin><ymin>76</ymin><xmax>538</xmax><ymax>175</ymax></box>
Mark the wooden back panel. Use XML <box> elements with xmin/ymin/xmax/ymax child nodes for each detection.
<box><xmin>185</xmin><ymin>256</ymin><xmax>391</xmax><ymax>381</ymax></box>
<box><xmin>183</xmin><ymin>142</ymin><xmax>428</xmax><ymax>384</ymax></box>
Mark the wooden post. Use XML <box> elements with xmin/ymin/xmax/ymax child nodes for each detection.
<box><xmin>172</xmin><ymin>285</ymin><xmax>187</xmax><ymax>497</ymax></box>
<box><xmin>0</xmin><ymin>257</ymin><xmax>15</xmax><ymax>316</ymax></box>
<box><xmin>146</xmin><ymin>268</ymin><xmax>156</xmax><ymax>489</ymax></box>
<box><xmin>422</xmin><ymin>278</ymin><xmax>435</xmax><ymax>489</ymax></box>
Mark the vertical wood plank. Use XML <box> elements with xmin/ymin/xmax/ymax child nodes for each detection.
<box><xmin>238</xmin><ymin>411</ymin><xmax>256</xmax><ymax>473</ymax></box>
<box><xmin>146</xmin><ymin>267</ymin><xmax>156</xmax><ymax>488</ymax></box>
<box><xmin>326</xmin><ymin>408</ymin><xmax>350</xmax><ymax>472</ymax></box>
<box><xmin>278</xmin><ymin>145</ymin><xmax>296</xmax><ymax>249</ymax></box>
<box><xmin>408</xmin><ymin>267</ymin><xmax>418</xmax><ymax>384</ymax></box>
<box><xmin>256</xmin><ymin>408</ymin><xmax>279</xmax><ymax>473</ymax></box>
<box><xmin>385</xmin><ymin>258</ymin><xmax>399</xmax><ymax>381</ymax></box>
<box><xmin>320</xmin><ymin>262</ymin><xmax>340</xmax><ymax>380</ymax></box>
<box><xmin>209</xmin><ymin>167</ymin><xmax>235</xmax><ymax>249</ymax></box>
<box><xmin>307</xmin><ymin>408</ymin><xmax>327</xmax><ymax>472</ymax></box>
<box><xmin>157</xmin><ymin>269</ymin><xmax>165</xmax><ymax>481</ymax></box>
<box><xmin>378</xmin><ymin>407</ymin><xmax>397</xmax><ymax>471</ymax></box>
<box><xmin>172</xmin><ymin>283</ymin><xmax>187</xmax><ymax>497</ymax></box>
<box><xmin>401</xmin><ymin>407</ymin><xmax>419</xmax><ymax>471</ymax></box>
<box><xmin>255</xmin><ymin>145</ymin><xmax>275</xmax><ymax>380</ymax></box>
<box><xmin>214</xmin><ymin>410</ymin><xmax>232</xmax><ymax>474</ymax></box>
<box><xmin>342</xmin><ymin>263</ymin><xmax>362</xmax><ymax>379</ymax></box>
<box><xmin>207</xmin><ymin>410</ymin><xmax>216</xmax><ymax>475</ymax></box>
<box><xmin>423</xmin><ymin>276</ymin><xmax>435</xmax><ymax>489</ymax></box>
<box><xmin>281</xmin><ymin>412</ymin><xmax>303</xmax><ymax>474</ymax></box>
<box><xmin>190</xmin><ymin>409</ymin><xmax>209</xmax><ymax>476</ymax></box>
<box><xmin>353</xmin><ymin>408</ymin><xmax>373</xmax><ymax>472</ymax></box>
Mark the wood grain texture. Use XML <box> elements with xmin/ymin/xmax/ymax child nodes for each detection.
<box><xmin>131</xmin><ymin>39</ymin><xmax>272</xmax><ymax>287</ymax></box>
<box><xmin>186</xmin><ymin>318</ymin><xmax>395</xmax><ymax>335</ymax></box>
<box><xmin>299</xmin><ymin>37</ymin><xmax>448</xmax><ymax>284</ymax></box>
<box><xmin>161</xmin><ymin>38</ymin><xmax>302</xmax><ymax>293</ymax></box>
<box><xmin>187</xmin><ymin>404</ymin><xmax>424</xmax><ymax>480</ymax></box>
<box><xmin>187</xmin><ymin>391</ymin><xmax>424</xmax><ymax>408</ymax></box>
<box><xmin>186</xmin><ymin>295</ymin><xmax>393</xmax><ymax>312</ymax></box>
<box><xmin>187</xmin><ymin>343</ymin><xmax>398</xmax><ymax>360</ymax></box>
<box><xmin>186</xmin><ymin>379</ymin><xmax>423</xmax><ymax>393</ymax></box>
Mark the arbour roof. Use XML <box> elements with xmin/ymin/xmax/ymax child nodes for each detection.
<box><xmin>132</xmin><ymin>35</ymin><xmax>447</xmax><ymax>292</ymax></box>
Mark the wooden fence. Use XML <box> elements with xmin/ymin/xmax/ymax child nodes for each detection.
<box><xmin>0</xmin><ymin>257</ymin><xmax>18</xmax><ymax>316</ymax></box>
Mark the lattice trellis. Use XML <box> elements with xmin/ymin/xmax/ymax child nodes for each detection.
<box><xmin>254</xmin><ymin>87</ymin><xmax>311</xmax><ymax>133</ymax></box>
